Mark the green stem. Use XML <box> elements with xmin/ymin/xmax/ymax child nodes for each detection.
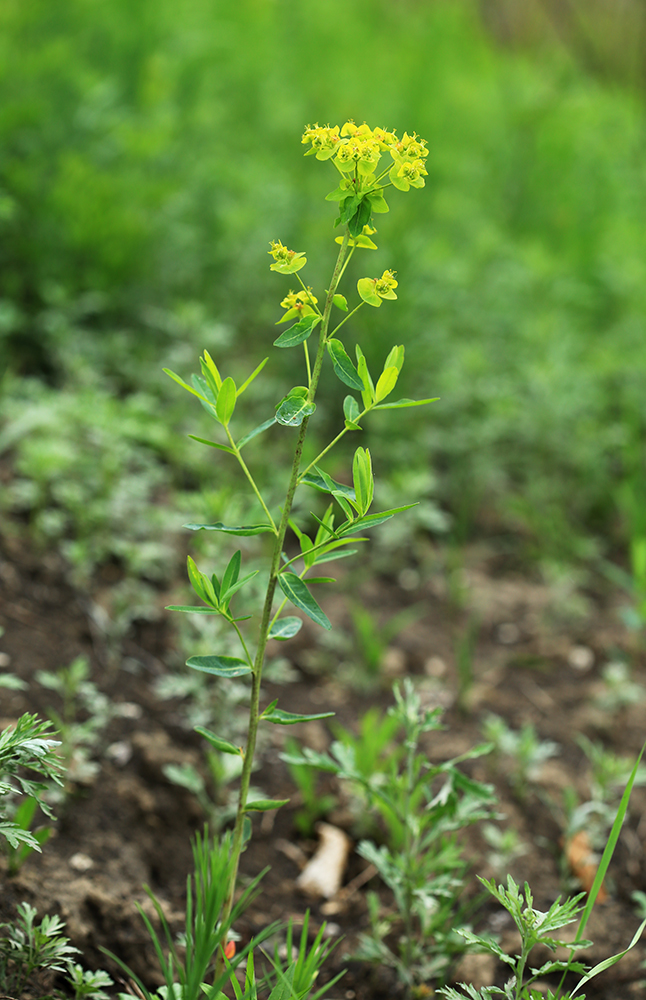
<box><xmin>218</xmin><ymin>230</ymin><xmax>351</xmax><ymax>939</ymax></box>
<box><xmin>298</xmin><ymin>404</ymin><xmax>370</xmax><ymax>481</ymax></box>
<box><xmin>225</xmin><ymin>427</ymin><xmax>278</xmax><ymax>533</ymax></box>
<box><xmin>303</xmin><ymin>339</ymin><xmax>312</xmax><ymax>386</ymax></box>
<box><xmin>328</xmin><ymin>300</ymin><xmax>364</xmax><ymax>340</ymax></box>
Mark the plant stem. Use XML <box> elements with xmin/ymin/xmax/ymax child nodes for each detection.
<box><xmin>218</xmin><ymin>231</ymin><xmax>351</xmax><ymax>938</ymax></box>
<box><xmin>225</xmin><ymin>428</ymin><xmax>278</xmax><ymax>533</ymax></box>
<box><xmin>299</xmin><ymin>405</ymin><xmax>370</xmax><ymax>481</ymax></box>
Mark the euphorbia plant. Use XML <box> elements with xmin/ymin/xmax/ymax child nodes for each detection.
<box><xmin>165</xmin><ymin>119</ymin><xmax>435</xmax><ymax>942</ymax></box>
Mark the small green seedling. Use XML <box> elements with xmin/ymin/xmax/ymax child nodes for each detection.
<box><xmin>0</xmin><ymin>902</ymin><xmax>79</xmax><ymax>996</ymax></box>
<box><xmin>482</xmin><ymin>715</ymin><xmax>559</xmax><ymax>800</ymax></box>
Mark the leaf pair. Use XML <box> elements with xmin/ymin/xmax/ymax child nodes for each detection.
<box><xmin>164</xmin><ymin>350</ymin><xmax>268</xmax><ymax>430</ymax></box>
<box><xmin>168</xmin><ymin>553</ymin><xmax>258</xmax><ymax>620</ymax></box>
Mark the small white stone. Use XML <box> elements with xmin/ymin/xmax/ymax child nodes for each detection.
<box><xmin>69</xmin><ymin>852</ymin><xmax>94</xmax><ymax>872</ymax></box>
<box><xmin>106</xmin><ymin>741</ymin><xmax>133</xmax><ymax>766</ymax></box>
<box><xmin>568</xmin><ymin>645</ymin><xmax>594</xmax><ymax>671</ymax></box>
<box><xmin>115</xmin><ymin>701</ymin><xmax>143</xmax><ymax>719</ymax></box>
<box><xmin>398</xmin><ymin>568</ymin><xmax>420</xmax><ymax>591</ymax></box>
<box><xmin>0</xmin><ymin>652</ymin><xmax>11</xmax><ymax>667</ymax></box>
<box><xmin>424</xmin><ymin>656</ymin><xmax>446</xmax><ymax>678</ymax></box>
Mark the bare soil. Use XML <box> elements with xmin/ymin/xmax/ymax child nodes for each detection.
<box><xmin>1</xmin><ymin>531</ymin><xmax>645</xmax><ymax>999</ymax></box>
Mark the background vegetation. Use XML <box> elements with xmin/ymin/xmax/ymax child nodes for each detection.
<box><xmin>1</xmin><ymin>0</ymin><xmax>645</xmax><ymax>587</ymax></box>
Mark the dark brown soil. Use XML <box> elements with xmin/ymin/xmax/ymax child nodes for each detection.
<box><xmin>1</xmin><ymin>530</ymin><xmax>646</xmax><ymax>999</ymax></box>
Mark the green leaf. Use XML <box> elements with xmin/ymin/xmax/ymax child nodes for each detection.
<box><xmin>268</xmin><ymin>617</ymin><xmax>303</xmax><ymax>641</ymax></box>
<box><xmin>278</xmin><ymin>573</ymin><xmax>331</xmax><ymax>630</ymax></box>
<box><xmin>236</xmin><ymin>417</ymin><xmax>277</xmax><ymax>449</ymax></box>
<box><xmin>301</xmin><ymin>470</ymin><xmax>356</xmax><ymax>500</ymax></box>
<box><xmin>187</xmin><ymin>435</ymin><xmax>236</xmax><ymax>455</ymax></box>
<box><xmin>273</xmin><ymin>315</ymin><xmax>321</xmax><ymax>348</ymax></box>
<box><xmin>347</xmin><ymin>197</ymin><xmax>372</xmax><ymax>236</ymax></box>
<box><xmin>215</xmin><ymin>376</ymin><xmax>236</xmax><ymax>425</ymax></box>
<box><xmin>312</xmin><ymin>547</ymin><xmax>360</xmax><ymax>565</ymax></box>
<box><xmin>186</xmin><ymin>655</ymin><xmax>252</xmax><ymax>677</ymax></box>
<box><xmin>571</xmin><ymin>918</ymin><xmax>646</xmax><ymax>996</ymax></box>
<box><xmin>333</xmin><ymin>293</ymin><xmax>348</xmax><ymax>312</ymax></box>
<box><xmin>373</xmin><ymin>396</ymin><xmax>439</xmax><ymax>410</ymax></box>
<box><xmin>237</xmin><ymin>357</ymin><xmax>269</xmax><ymax>395</ymax></box>
<box><xmin>352</xmin><ymin>446</ymin><xmax>374</xmax><ymax>515</ymax></box>
<box><xmin>335</xmin><ymin>503</ymin><xmax>418</xmax><ymax>537</ymax></box>
<box><xmin>276</xmin><ymin>387</ymin><xmax>316</xmax><ymax>427</ymax></box>
<box><xmin>384</xmin><ymin>344</ymin><xmax>405</xmax><ymax>373</ymax></box>
<box><xmin>163</xmin><ymin>368</ymin><xmax>208</xmax><ymax>401</ymax></box>
<box><xmin>183</xmin><ymin>521</ymin><xmax>276</xmax><ymax>535</ymax></box>
<box><xmin>327</xmin><ymin>339</ymin><xmax>364</xmax><ymax>390</ymax></box>
<box><xmin>262</xmin><ymin>707</ymin><xmax>335</xmax><ymax>725</ymax></box>
<box><xmin>375</xmin><ymin>365</ymin><xmax>399</xmax><ymax>402</ymax></box>
<box><xmin>187</xmin><ymin>555</ymin><xmax>211</xmax><ymax>604</ymax></box>
<box><xmin>201</xmin><ymin>349</ymin><xmax>223</xmax><ymax>390</ymax></box>
<box><xmin>194</xmin><ymin>726</ymin><xmax>242</xmax><ymax>756</ymax></box>
<box><xmin>343</xmin><ymin>395</ymin><xmax>361</xmax><ymax>425</ymax></box>
<box><xmin>367</xmin><ymin>191</ymin><xmax>389</xmax><ymax>213</ymax></box>
<box><xmin>220</xmin><ymin>569</ymin><xmax>259</xmax><ymax>604</ymax></box>
<box><xmin>221</xmin><ymin>550</ymin><xmax>241</xmax><ymax>595</ymax></box>
<box><xmin>165</xmin><ymin>605</ymin><xmax>220</xmax><ymax>614</ymax></box>
<box><xmin>243</xmin><ymin>798</ymin><xmax>290</xmax><ymax>812</ymax></box>
<box><xmin>355</xmin><ymin>345</ymin><xmax>375</xmax><ymax>407</ymax></box>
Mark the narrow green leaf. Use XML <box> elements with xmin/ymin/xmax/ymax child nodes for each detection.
<box><xmin>187</xmin><ymin>435</ymin><xmax>236</xmax><ymax>455</ymax></box>
<box><xmin>268</xmin><ymin>617</ymin><xmax>303</xmax><ymax>641</ymax></box>
<box><xmin>220</xmin><ymin>569</ymin><xmax>259</xmax><ymax>604</ymax></box>
<box><xmin>163</xmin><ymin>368</ymin><xmax>208</xmax><ymax>401</ymax></box>
<box><xmin>243</xmin><ymin>798</ymin><xmax>290</xmax><ymax>812</ymax></box>
<box><xmin>355</xmin><ymin>345</ymin><xmax>375</xmax><ymax>407</ymax></box>
<box><xmin>373</xmin><ymin>396</ymin><xmax>439</xmax><ymax>410</ymax></box>
<box><xmin>215</xmin><ymin>376</ymin><xmax>236</xmax><ymax>425</ymax></box>
<box><xmin>312</xmin><ymin>547</ymin><xmax>359</xmax><ymax>565</ymax></box>
<box><xmin>301</xmin><ymin>471</ymin><xmax>355</xmax><ymax>500</ymax></box>
<box><xmin>334</xmin><ymin>493</ymin><xmax>355</xmax><ymax>520</ymax></box>
<box><xmin>187</xmin><ymin>555</ymin><xmax>209</xmax><ymax>603</ymax></box>
<box><xmin>571</xmin><ymin>918</ymin><xmax>646</xmax><ymax>996</ymax></box>
<box><xmin>194</xmin><ymin>726</ymin><xmax>242</xmax><ymax>756</ymax></box>
<box><xmin>274</xmin><ymin>315</ymin><xmax>321</xmax><ymax>348</ymax></box>
<box><xmin>352</xmin><ymin>446</ymin><xmax>373</xmax><ymax>515</ymax></box>
<box><xmin>183</xmin><ymin>521</ymin><xmax>276</xmax><ymax>536</ymax></box>
<box><xmin>375</xmin><ymin>365</ymin><xmax>399</xmax><ymax>402</ymax></box>
<box><xmin>278</xmin><ymin>573</ymin><xmax>331</xmax><ymax>630</ymax></box>
<box><xmin>221</xmin><ymin>550</ymin><xmax>241</xmax><ymax>595</ymax></box>
<box><xmin>236</xmin><ymin>417</ymin><xmax>277</xmax><ymax>449</ymax></box>
<box><xmin>237</xmin><ymin>357</ymin><xmax>269</xmax><ymax>396</ymax></box>
<box><xmin>327</xmin><ymin>339</ymin><xmax>364</xmax><ymax>390</ymax></box>
<box><xmin>187</xmin><ymin>655</ymin><xmax>252</xmax><ymax>678</ymax></box>
<box><xmin>165</xmin><ymin>605</ymin><xmax>220</xmax><ymax>614</ymax></box>
<box><xmin>336</xmin><ymin>503</ymin><xmax>418</xmax><ymax>537</ymax></box>
<box><xmin>384</xmin><ymin>344</ymin><xmax>405</xmax><ymax>373</ymax></box>
<box><xmin>202</xmin><ymin>349</ymin><xmax>223</xmax><ymax>390</ymax></box>
<box><xmin>262</xmin><ymin>708</ymin><xmax>335</xmax><ymax>725</ymax></box>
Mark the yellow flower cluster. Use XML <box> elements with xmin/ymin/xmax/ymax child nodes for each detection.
<box><xmin>278</xmin><ymin>288</ymin><xmax>319</xmax><ymax>323</ymax></box>
<box><xmin>302</xmin><ymin>120</ymin><xmax>428</xmax><ymax>190</ymax></box>
<box><xmin>268</xmin><ymin>240</ymin><xmax>307</xmax><ymax>274</ymax></box>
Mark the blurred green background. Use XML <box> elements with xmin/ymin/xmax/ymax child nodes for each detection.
<box><xmin>1</xmin><ymin>0</ymin><xmax>645</xmax><ymax>597</ymax></box>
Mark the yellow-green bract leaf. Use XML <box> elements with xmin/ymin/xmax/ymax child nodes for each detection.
<box><xmin>278</xmin><ymin>572</ymin><xmax>331</xmax><ymax>630</ymax></box>
<box><xmin>384</xmin><ymin>344</ymin><xmax>405</xmax><ymax>373</ymax></box>
<box><xmin>215</xmin><ymin>376</ymin><xmax>236</xmax><ymax>425</ymax></box>
<box><xmin>163</xmin><ymin>368</ymin><xmax>208</xmax><ymax>402</ymax></box>
<box><xmin>202</xmin><ymin>350</ymin><xmax>222</xmax><ymax>390</ymax></box>
<box><xmin>194</xmin><ymin>726</ymin><xmax>241</xmax><ymax>756</ymax></box>
<box><xmin>352</xmin><ymin>447</ymin><xmax>374</xmax><ymax>515</ymax></box>
<box><xmin>243</xmin><ymin>798</ymin><xmax>290</xmax><ymax>812</ymax></box>
<box><xmin>367</xmin><ymin>191</ymin><xmax>390</xmax><ymax>213</ymax></box>
<box><xmin>357</xmin><ymin>277</ymin><xmax>381</xmax><ymax>308</ymax></box>
<box><xmin>327</xmin><ymin>339</ymin><xmax>364</xmax><ymax>390</ymax></box>
<box><xmin>375</xmin><ymin>365</ymin><xmax>399</xmax><ymax>402</ymax></box>
<box><xmin>186</xmin><ymin>655</ymin><xmax>252</xmax><ymax>678</ymax></box>
<box><xmin>333</xmin><ymin>294</ymin><xmax>348</xmax><ymax>312</ymax></box>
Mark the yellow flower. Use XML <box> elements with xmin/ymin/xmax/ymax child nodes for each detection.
<box><xmin>302</xmin><ymin>124</ymin><xmax>341</xmax><ymax>160</ymax></box>
<box><xmin>268</xmin><ymin>240</ymin><xmax>307</xmax><ymax>274</ymax></box>
<box><xmin>375</xmin><ymin>269</ymin><xmax>398</xmax><ymax>299</ymax></box>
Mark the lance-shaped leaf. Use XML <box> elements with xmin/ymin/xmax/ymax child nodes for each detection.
<box><xmin>243</xmin><ymin>798</ymin><xmax>290</xmax><ymax>812</ymax></box>
<box><xmin>237</xmin><ymin>356</ymin><xmax>268</xmax><ymax>395</ymax></box>
<box><xmin>327</xmin><ymin>339</ymin><xmax>364</xmax><ymax>390</ymax></box>
<box><xmin>274</xmin><ymin>315</ymin><xmax>321</xmax><ymax>348</ymax></box>
<box><xmin>220</xmin><ymin>569</ymin><xmax>259</xmax><ymax>605</ymax></box>
<box><xmin>194</xmin><ymin>726</ymin><xmax>242</xmax><ymax>756</ymax></box>
<box><xmin>373</xmin><ymin>396</ymin><xmax>439</xmax><ymax>410</ymax></box>
<box><xmin>355</xmin><ymin>345</ymin><xmax>375</xmax><ymax>408</ymax></box>
<box><xmin>352</xmin><ymin>447</ymin><xmax>374</xmax><ymax>515</ymax></box>
<box><xmin>201</xmin><ymin>350</ymin><xmax>222</xmax><ymax>389</ymax></box>
<box><xmin>261</xmin><ymin>706</ymin><xmax>335</xmax><ymax>725</ymax></box>
<box><xmin>221</xmin><ymin>550</ymin><xmax>241</xmax><ymax>595</ymax></box>
<box><xmin>165</xmin><ymin>605</ymin><xmax>220</xmax><ymax>615</ymax></box>
<box><xmin>276</xmin><ymin>387</ymin><xmax>316</xmax><ymax>427</ymax></box>
<box><xmin>187</xmin><ymin>435</ymin><xmax>236</xmax><ymax>455</ymax></box>
<box><xmin>268</xmin><ymin>617</ymin><xmax>303</xmax><ymax>641</ymax></box>
<box><xmin>215</xmin><ymin>376</ymin><xmax>236</xmax><ymax>425</ymax></box>
<box><xmin>164</xmin><ymin>368</ymin><xmax>208</xmax><ymax>402</ymax></box>
<box><xmin>375</xmin><ymin>365</ymin><xmax>399</xmax><ymax>402</ymax></box>
<box><xmin>278</xmin><ymin>572</ymin><xmax>331</xmax><ymax>630</ymax></box>
<box><xmin>384</xmin><ymin>344</ymin><xmax>405</xmax><ymax>372</ymax></box>
<box><xmin>183</xmin><ymin>521</ymin><xmax>275</xmax><ymax>536</ymax></box>
<box><xmin>301</xmin><ymin>470</ymin><xmax>356</xmax><ymax>501</ymax></box>
<box><xmin>186</xmin><ymin>555</ymin><xmax>214</xmax><ymax>605</ymax></box>
<box><xmin>335</xmin><ymin>503</ymin><xmax>418</xmax><ymax>537</ymax></box>
<box><xmin>236</xmin><ymin>416</ymin><xmax>277</xmax><ymax>449</ymax></box>
<box><xmin>187</xmin><ymin>655</ymin><xmax>252</xmax><ymax>677</ymax></box>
